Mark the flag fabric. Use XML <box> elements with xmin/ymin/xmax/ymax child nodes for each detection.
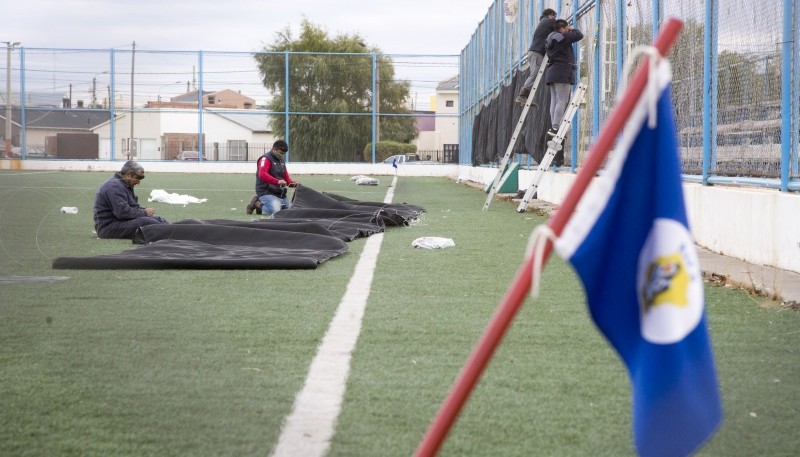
<box><xmin>392</xmin><ymin>158</ymin><xmax>398</xmax><ymax>169</ymax></box>
<box><xmin>554</xmin><ymin>60</ymin><xmax>722</xmax><ymax>457</ymax></box>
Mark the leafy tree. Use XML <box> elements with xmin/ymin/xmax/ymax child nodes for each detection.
<box><xmin>254</xmin><ymin>19</ymin><xmax>417</xmax><ymax>162</ymax></box>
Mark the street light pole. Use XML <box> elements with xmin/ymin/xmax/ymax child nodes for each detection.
<box><xmin>92</xmin><ymin>71</ymin><xmax>109</xmax><ymax>108</ymax></box>
<box><xmin>3</xmin><ymin>41</ymin><xmax>20</xmax><ymax>158</ymax></box>
<box><xmin>157</xmin><ymin>81</ymin><xmax>182</xmax><ymax>102</ymax></box>
<box><xmin>130</xmin><ymin>41</ymin><xmax>136</xmax><ymax>159</ymax></box>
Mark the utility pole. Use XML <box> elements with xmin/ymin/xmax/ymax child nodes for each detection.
<box><xmin>3</xmin><ymin>41</ymin><xmax>20</xmax><ymax>158</ymax></box>
<box><xmin>129</xmin><ymin>41</ymin><xmax>135</xmax><ymax>159</ymax></box>
<box><xmin>376</xmin><ymin>57</ymin><xmax>380</xmax><ymax>143</ymax></box>
<box><xmin>92</xmin><ymin>77</ymin><xmax>97</xmax><ymax>108</ymax></box>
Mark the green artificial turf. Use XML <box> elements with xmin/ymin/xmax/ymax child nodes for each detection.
<box><xmin>1</xmin><ymin>171</ymin><xmax>798</xmax><ymax>456</ymax></box>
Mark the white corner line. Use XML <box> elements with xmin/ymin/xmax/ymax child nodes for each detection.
<box><xmin>270</xmin><ymin>176</ymin><xmax>397</xmax><ymax>457</ymax></box>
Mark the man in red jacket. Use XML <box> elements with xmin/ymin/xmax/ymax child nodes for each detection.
<box><xmin>247</xmin><ymin>140</ymin><xmax>298</xmax><ymax>216</ymax></box>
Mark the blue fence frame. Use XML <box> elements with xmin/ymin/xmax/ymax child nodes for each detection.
<box><xmin>459</xmin><ymin>0</ymin><xmax>799</xmax><ymax>192</ymax></box>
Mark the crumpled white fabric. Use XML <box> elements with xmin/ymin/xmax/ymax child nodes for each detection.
<box><xmin>148</xmin><ymin>189</ymin><xmax>208</xmax><ymax>205</ymax></box>
<box><xmin>356</xmin><ymin>177</ymin><xmax>379</xmax><ymax>186</ymax></box>
<box><xmin>350</xmin><ymin>175</ymin><xmax>370</xmax><ymax>181</ymax></box>
<box><xmin>60</xmin><ymin>207</ymin><xmax>79</xmax><ymax>214</ymax></box>
<box><xmin>412</xmin><ymin>237</ymin><xmax>455</xmax><ymax>249</ymax></box>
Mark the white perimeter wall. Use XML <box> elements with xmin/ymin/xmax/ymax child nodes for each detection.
<box><xmin>455</xmin><ymin>165</ymin><xmax>800</xmax><ymax>274</ymax></box>
<box><xmin>3</xmin><ymin>159</ymin><xmax>798</xmax><ymax>273</ymax></box>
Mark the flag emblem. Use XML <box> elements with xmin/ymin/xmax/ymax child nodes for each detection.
<box><xmin>637</xmin><ymin>218</ymin><xmax>704</xmax><ymax>344</ymax></box>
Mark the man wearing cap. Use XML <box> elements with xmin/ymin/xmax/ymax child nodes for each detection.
<box><xmin>93</xmin><ymin>160</ymin><xmax>169</xmax><ymax>239</ymax></box>
<box><xmin>248</xmin><ymin>139</ymin><xmax>298</xmax><ymax>216</ymax></box>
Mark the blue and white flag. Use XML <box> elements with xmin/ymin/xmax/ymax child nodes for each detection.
<box><xmin>392</xmin><ymin>157</ymin><xmax>398</xmax><ymax>169</ymax></box>
<box><xmin>554</xmin><ymin>60</ymin><xmax>722</xmax><ymax>457</ymax></box>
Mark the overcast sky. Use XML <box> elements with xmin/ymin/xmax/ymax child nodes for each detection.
<box><xmin>6</xmin><ymin>0</ymin><xmax>494</xmax><ymax>54</ymax></box>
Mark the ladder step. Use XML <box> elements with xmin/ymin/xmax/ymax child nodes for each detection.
<box><xmin>516</xmin><ymin>83</ymin><xmax>587</xmax><ymax>213</ymax></box>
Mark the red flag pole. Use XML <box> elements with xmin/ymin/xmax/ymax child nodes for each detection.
<box><xmin>414</xmin><ymin>18</ymin><xmax>685</xmax><ymax>457</ymax></box>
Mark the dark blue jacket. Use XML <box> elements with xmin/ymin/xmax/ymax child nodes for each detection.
<box><xmin>93</xmin><ymin>173</ymin><xmax>147</xmax><ymax>233</ymax></box>
<box><xmin>545</xmin><ymin>28</ymin><xmax>584</xmax><ymax>85</ymax></box>
<box><xmin>528</xmin><ymin>17</ymin><xmax>557</xmax><ymax>55</ymax></box>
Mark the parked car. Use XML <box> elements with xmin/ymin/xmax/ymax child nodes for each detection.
<box><xmin>11</xmin><ymin>146</ymin><xmax>48</xmax><ymax>159</ymax></box>
<box><xmin>382</xmin><ymin>153</ymin><xmax>438</xmax><ymax>165</ymax></box>
<box><xmin>383</xmin><ymin>154</ymin><xmax>419</xmax><ymax>164</ymax></box>
<box><xmin>175</xmin><ymin>150</ymin><xmax>205</xmax><ymax>161</ymax></box>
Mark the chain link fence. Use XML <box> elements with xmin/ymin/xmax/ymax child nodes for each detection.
<box><xmin>462</xmin><ymin>0</ymin><xmax>799</xmax><ymax>190</ymax></box>
<box><xmin>0</xmin><ymin>46</ymin><xmax>458</xmax><ymax>163</ymax></box>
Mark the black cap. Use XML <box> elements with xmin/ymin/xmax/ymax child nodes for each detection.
<box><xmin>273</xmin><ymin>140</ymin><xmax>288</xmax><ymax>152</ymax></box>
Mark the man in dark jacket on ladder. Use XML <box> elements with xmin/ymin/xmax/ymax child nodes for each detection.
<box><xmin>515</xmin><ymin>8</ymin><xmax>557</xmax><ymax>106</ymax></box>
<box><xmin>545</xmin><ymin>19</ymin><xmax>584</xmax><ymax>141</ymax></box>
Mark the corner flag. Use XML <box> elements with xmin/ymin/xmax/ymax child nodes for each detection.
<box><xmin>554</xmin><ymin>59</ymin><xmax>722</xmax><ymax>457</ymax></box>
<box><xmin>392</xmin><ymin>157</ymin><xmax>398</xmax><ymax>169</ymax></box>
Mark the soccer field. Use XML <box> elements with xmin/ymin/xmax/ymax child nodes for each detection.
<box><xmin>1</xmin><ymin>170</ymin><xmax>798</xmax><ymax>456</ymax></box>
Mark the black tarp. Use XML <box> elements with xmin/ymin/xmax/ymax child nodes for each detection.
<box><xmin>52</xmin><ymin>186</ymin><xmax>424</xmax><ymax>270</ymax></box>
<box><xmin>472</xmin><ymin>67</ymin><xmax>556</xmax><ymax>166</ymax></box>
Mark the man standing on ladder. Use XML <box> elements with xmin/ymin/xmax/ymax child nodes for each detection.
<box><xmin>545</xmin><ymin>19</ymin><xmax>584</xmax><ymax>165</ymax></box>
<box><xmin>515</xmin><ymin>8</ymin><xmax>557</xmax><ymax>107</ymax></box>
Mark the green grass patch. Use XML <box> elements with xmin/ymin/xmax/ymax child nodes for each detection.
<box><xmin>1</xmin><ymin>171</ymin><xmax>798</xmax><ymax>456</ymax></box>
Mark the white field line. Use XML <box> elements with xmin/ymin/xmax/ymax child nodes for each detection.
<box><xmin>270</xmin><ymin>176</ymin><xmax>398</xmax><ymax>457</ymax></box>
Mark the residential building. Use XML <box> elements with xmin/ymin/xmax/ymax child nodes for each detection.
<box><xmin>91</xmin><ymin>110</ymin><xmax>274</xmax><ymax>161</ymax></box>
<box><xmin>413</xmin><ymin>75</ymin><xmax>459</xmax><ymax>162</ymax></box>
<box><xmin>146</xmin><ymin>89</ymin><xmax>256</xmax><ymax>110</ymax></box>
<box><xmin>0</xmin><ymin>107</ymin><xmax>111</xmax><ymax>157</ymax></box>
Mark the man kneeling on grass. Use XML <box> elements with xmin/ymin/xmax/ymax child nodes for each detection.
<box><xmin>93</xmin><ymin>160</ymin><xmax>169</xmax><ymax>239</ymax></box>
<box><xmin>247</xmin><ymin>139</ymin><xmax>299</xmax><ymax>216</ymax></box>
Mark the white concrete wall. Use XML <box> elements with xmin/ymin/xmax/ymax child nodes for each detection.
<box><xmin>414</xmin><ymin>130</ymin><xmax>440</xmax><ymax>151</ymax></box>
<box><xmin>20</xmin><ymin>130</ymin><xmax>49</xmax><ymax>147</ymax></box>
<box><xmin>2</xmin><ymin>159</ymin><xmax>797</xmax><ymax>273</ymax></box>
<box><xmin>0</xmin><ymin>159</ymin><xmax>459</xmax><ymax>178</ymax></box>
<box><xmin>464</xmin><ymin>166</ymin><xmax>800</xmax><ymax>274</ymax></box>
<box><xmin>682</xmin><ymin>184</ymin><xmax>800</xmax><ymax>274</ymax></box>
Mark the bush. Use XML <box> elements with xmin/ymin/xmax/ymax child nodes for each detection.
<box><xmin>362</xmin><ymin>141</ymin><xmax>418</xmax><ymax>162</ymax></box>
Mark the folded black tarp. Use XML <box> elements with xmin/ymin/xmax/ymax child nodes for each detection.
<box><xmin>52</xmin><ymin>223</ymin><xmax>349</xmax><ymax>270</ymax></box>
<box><xmin>288</xmin><ymin>186</ymin><xmax>424</xmax><ymax>227</ymax></box>
<box><xmin>321</xmin><ymin>192</ymin><xmax>425</xmax><ymax>226</ymax></box>
<box><xmin>51</xmin><ymin>185</ymin><xmax>425</xmax><ymax>270</ymax></box>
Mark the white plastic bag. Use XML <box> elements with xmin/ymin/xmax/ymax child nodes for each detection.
<box><xmin>60</xmin><ymin>207</ymin><xmax>79</xmax><ymax>214</ymax></box>
<box><xmin>356</xmin><ymin>177</ymin><xmax>379</xmax><ymax>186</ymax></box>
<box><xmin>412</xmin><ymin>237</ymin><xmax>455</xmax><ymax>250</ymax></box>
<box><xmin>148</xmin><ymin>189</ymin><xmax>208</xmax><ymax>204</ymax></box>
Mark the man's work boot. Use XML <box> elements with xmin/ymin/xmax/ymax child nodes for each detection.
<box><xmin>246</xmin><ymin>195</ymin><xmax>259</xmax><ymax>214</ymax></box>
<box><xmin>515</xmin><ymin>88</ymin><xmax>536</xmax><ymax>107</ymax></box>
<box><xmin>254</xmin><ymin>200</ymin><xmax>263</xmax><ymax>215</ymax></box>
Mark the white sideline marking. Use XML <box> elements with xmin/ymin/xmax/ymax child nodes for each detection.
<box><xmin>271</xmin><ymin>177</ymin><xmax>398</xmax><ymax>457</ymax></box>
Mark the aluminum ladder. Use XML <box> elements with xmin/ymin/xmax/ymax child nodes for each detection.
<box><xmin>515</xmin><ymin>82</ymin><xmax>587</xmax><ymax>213</ymax></box>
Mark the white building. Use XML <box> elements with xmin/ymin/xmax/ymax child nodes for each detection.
<box><xmin>414</xmin><ymin>75</ymin><xmax>459</xmax><ymax>162</ymax></box>
<box><xmin>91</xmin><ymin>109</ymin><xmax>274</xmax><ymax>161</ymax></box>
